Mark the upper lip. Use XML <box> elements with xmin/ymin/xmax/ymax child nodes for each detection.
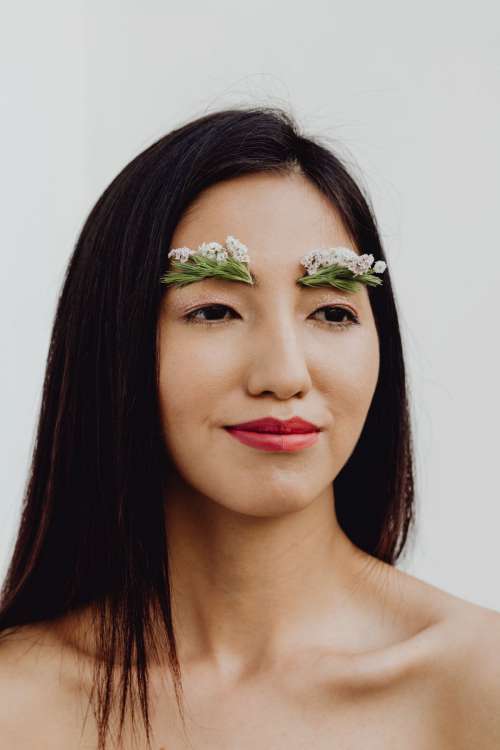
<box><xmin>225</xmin><ymin>416</ymin><xmax>321</xmax><ymax>434</ymax></box>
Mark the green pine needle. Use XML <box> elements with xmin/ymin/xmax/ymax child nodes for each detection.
<box><xmin>160</xmin><ymin>255</ymin><xmax>254</xmax><ymax>287</ymax></box>
<box><xmin>160</xmin><ymin>255</ymin><xmax>384</xmax><ymax>293</ymax></box>
<box><xmin>296</xmin><ymin>264</ymin><xmax>383</xmax><ymax>292</ymax></box>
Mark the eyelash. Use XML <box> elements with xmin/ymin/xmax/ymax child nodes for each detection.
<box><xmin>183</xmin><ymin>304</ymin><xmax>359</xmax><ymax>330</ymax></box>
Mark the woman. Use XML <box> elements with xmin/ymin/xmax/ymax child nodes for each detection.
<box><xmin>0</xmin><ymin>106</ymin><xmax>498</xmax><ymax>750</ymax></box>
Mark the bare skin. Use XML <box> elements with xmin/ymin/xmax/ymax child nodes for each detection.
<box><xmin>1</xmin><ymin>573</ymin><xmax>499</xmax><ymax>749</ymax></box>
<box><xmin>1</xmin><ymin>171</ymin><xmax>499</xmax><ymax>748</ymax></box>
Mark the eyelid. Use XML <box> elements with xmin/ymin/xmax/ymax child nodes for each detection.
<box><xmin>305</xmin><ymin>294</ymin><xmax>359</xmax><ymax>318</ymax></box>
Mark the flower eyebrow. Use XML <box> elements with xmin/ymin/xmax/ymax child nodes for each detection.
<box><xmin>161</xmin><ymin>237</ymin><xmax>387</xmax><ymax>294</ymax></box>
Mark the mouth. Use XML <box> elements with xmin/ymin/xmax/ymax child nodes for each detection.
<box><xmin>224</xmin><ymin>416</ymin><xmax>321</xmax><ymax>434</ymax></box>
<box><xmin>224</xmin><ymin>420</ymin><xmax>321</xmax><ymax>453</ymax></box>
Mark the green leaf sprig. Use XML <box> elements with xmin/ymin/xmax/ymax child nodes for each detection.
<box><xmin>159</xmin><ymin>238</ymin><xmax>387</xmax><ymax>294</ymax></box>
<box><xmin>296</xmin><ymin>247</ymin><xmax>387</xmax><ymax>293</ymax></box>
<box><xmin>296</xmin><ymin>265</ymin><xmax>383</xmax><ymax>293</ymax></box>
<box><xmin>160</xmin><ymin>254</ymin><xmax>254</xmax><ymax>288</ymax></box>
<box><xmin>160</xmin><ymin>236</ymin><xmax>255</xmax><ymax>288</ymax></box>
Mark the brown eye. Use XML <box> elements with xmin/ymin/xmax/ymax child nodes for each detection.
<box><xmin>311</xmin><ymin>305</ymin><xmax>359</xmax><ymax>328</ymax></box>
<box><xmin>185</xmin><ymin>304</ymin><xmax>236</xmax><ymax>324</ymax></box>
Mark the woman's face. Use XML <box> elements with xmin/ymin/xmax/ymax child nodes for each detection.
<box><xmin>157</xmin><ymin>171</ymin><xmax>380</xmax><ymax>517</ymax></box>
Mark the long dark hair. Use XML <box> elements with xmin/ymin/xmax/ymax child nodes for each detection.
<box><xmin>0</xmin><ymin>106</ymin><xmax>415</xmax><ymax>749</ymax></box>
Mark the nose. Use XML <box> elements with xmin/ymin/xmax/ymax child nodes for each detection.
<box><xmin>245</xmin><ymin>312</ymin><xmax>313</xmax><ymax>400</ymax></box>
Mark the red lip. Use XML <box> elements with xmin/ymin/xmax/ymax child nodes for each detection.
<box><xmin>225</xmin><ymin>416</ymin><xmax>320</xmax><ymax>434</ymax></box>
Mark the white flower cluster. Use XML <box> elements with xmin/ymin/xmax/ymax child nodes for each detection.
<box><xmin>166</xmin><ymin>246</ymin><xmax>194</xmax><ymax>263</ymax></box>
<box><xmin>299</xmin><ymin>246</ymin><xmax>387</xmax><ymax>277</ymax></box>
<box><xmin>224</xmin><ymin>235</ymin><xmax>251</xmax><ymax>263</ymax></box>
<box><xmin>167</xmin><ymin>240</ymin><xmax>387</xmax><ymax>278</ymax></box>
<box><xmin>167</xmin><ymin>235</ymin><xmax>250</xmax><ymax>265</ymax></box>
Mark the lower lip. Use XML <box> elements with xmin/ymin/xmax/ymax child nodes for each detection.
<box><xmin>224</xmin><ymin>428</ymin><xmax>320</xmax><ymax>452</ymax></box>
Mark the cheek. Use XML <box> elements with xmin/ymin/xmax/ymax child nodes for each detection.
<box><xmin>339</xmin><ymin>335</ymin><xmax>379</xmax><ymax>409</ymax></box>
<box><xmin>157</xmin><ymin>331</ymin><xmax>235</xmax><ymax>452</ymax></box>
<box><xmin>316</xmin><ymin>327</ymin><xmax>379</xmax><ymax>445</ymax></box>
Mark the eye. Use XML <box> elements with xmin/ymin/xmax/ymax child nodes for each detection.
<box><xmin>184</xmin><ymin>303</ymin><xmax>359</xmax><ymax>329</ymax></box>
<box><xmin>184</xmin><ymin>304</ymin><xmax>236</xmax><ymax>326</ymax></box>
<box><xmin>311</xmin><ymin>305</ymin><xmax>359</xmax><ymax>329</ymax></box>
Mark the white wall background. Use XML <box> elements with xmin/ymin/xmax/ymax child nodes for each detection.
<box><xmin>1</xmin><ymin>1</ymin><xmax>499</xmax><ymax>609</ymax></box>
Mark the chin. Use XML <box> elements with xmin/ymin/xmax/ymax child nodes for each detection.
<box><xmin>212</xmin><ymin>483</ymin><xmax>325</xmax><ymax>519</ymax></box>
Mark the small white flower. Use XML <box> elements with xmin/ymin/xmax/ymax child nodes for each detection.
<box><xmin>305</xmin><ymin>264</ymin><xmax>321</xmax><ymax>275</ymax></box>
<box><xmin>231</xmin><ymin>247</ymin><xmax>250</xmax><ymax>263</ymax></box>
<box><xmin>215</xmin><ymin>250</ymin><xmax>229</xmax><ymax>263</ymax></box>
<box><xmin>345</xmin><ymin>260</ymin><xmax>361</xmax><ymax>275</ymax></box>
<box><xmin>351</xmin><ymin>254</ymin><xmax>374</xmax><ymax>275</ymax></box>
<box><xmin>198</xmin><ymin>241</ymin><xmax>224</xmax><ymax>259</ymax></box>
<box><xmin>224</xmin><ymin>236</ymin><xmax>250</xmax><ymax>263</ymax></box>
<box><xmin>332</xmin><ymin>247</ymin><xmax>357</xmax><ymax>263</ymax></box>
<box><xmin>299</xmin><ymin>251</ymin><xmax>318</xmax><ymax>274</ymax></box>
<box><xmin>301</xmin><ymin>250</ymin><xmax>323</xmax><ymax>276</ymax></box>
<box><xmin>197</xmin><ymin>243</ymin><xmax>216</xmax><ymax>259</ymax></box>
<box><xmin>373</xmin><ymin>260</ymin><xmax>387</xmax><ymax>273</ymax></box>
<box><xmin>168</xmin><ymin>246</ymin><xmax>193</xmax><ymax>262</ymax></box>
<box><xmin>237</xmin><ymin>250</ymin><xmax>250</xmax><ymax>263</ymax></box>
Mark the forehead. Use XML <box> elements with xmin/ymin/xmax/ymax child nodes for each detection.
<box><xmin>169</xmin><ymin>171</ymin><xmax>356</xmax><ymax>281</ymax></box>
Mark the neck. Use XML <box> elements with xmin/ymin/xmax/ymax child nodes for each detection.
<box><xmin>164</xmin><ymin>479</ymin><xmax>373</xmax><ymax>677</ymax></box>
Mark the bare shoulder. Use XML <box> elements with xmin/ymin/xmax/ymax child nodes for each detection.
<box><xmin>391</xmin><ymin>570</ymin><xmax>500</xmax><ymax>748</ymax></box>
<box><xmin>0</xmin><ymin>624</ymin><xmax>64</xmax><ymax>717</ymax></box>
<box><xmin>440</xmin><ymin>601</ymin><xmax>500</xmax><ymax>749</ymax></box>
<box><xmin>391</xmin><ymin>565</ymin><xmax>500</xmax><ymax>663</ymax></box>
<box><xmin>0</xmin><ymin>624</ymin><xmax>54</xmax><ymax>746</ymax></box>
<box><xmin>0</xmin><ymin>622</ymin><xmax>96</xmax><ymax>749</ymax></box>
<box><xmin>0</xmin><ymin>623</ymin><xmax>52</xmax><ymax>691</ymax></box>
